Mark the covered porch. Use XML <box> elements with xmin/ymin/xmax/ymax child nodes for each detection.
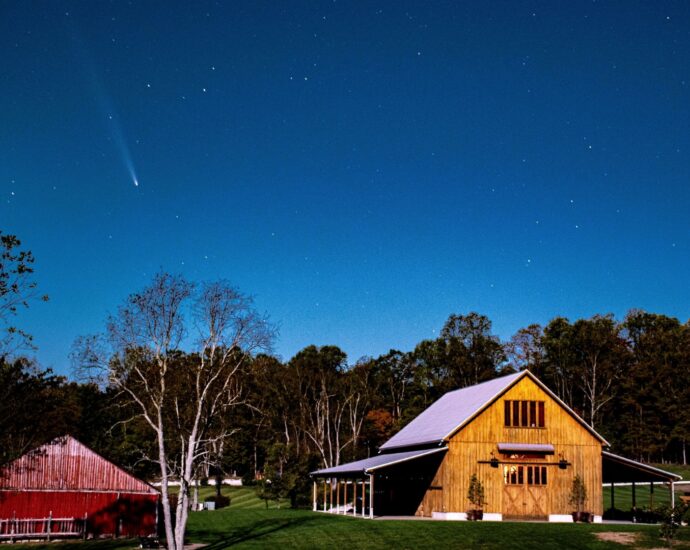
<box><xmin>310</xmin><ymin>447</ymin><xmax>447</xmax><ymax>519</ymax></box>
<box><xmin>602</xmin><ymin>451</ymin><xmax>682</xmax><ymax>521</ymax></box>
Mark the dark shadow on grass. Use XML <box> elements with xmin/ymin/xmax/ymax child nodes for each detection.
<box><xmin>195</xmin><ymin>515</ymin><xmax>321</xmax><ymax>549</ymax></box>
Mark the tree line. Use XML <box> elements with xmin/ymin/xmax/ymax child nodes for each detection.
<box><xmin>2</xmin><ymin>232</ymin><xmax>690</xmax><ymax>547</ymax></box>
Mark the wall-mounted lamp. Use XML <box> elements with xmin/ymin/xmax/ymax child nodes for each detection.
<box><xmin>490</xmin><ymin>451</ymin><xmax>499</xmax><ymax>468</ymax></box>
<box><xmin>558</xmin><ymin>452</ymin><xmax>568</xmax><ymax>469</ymax></box>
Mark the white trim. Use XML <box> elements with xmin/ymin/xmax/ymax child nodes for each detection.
<box><xmin>431</xmin><ymin>512</ymin><xmax>467</xmax><ymax>521</ymax></box>
<box><xmin>365</xmin><ymin>447</ymin><xmax>448</xmax><ymax>473</ymax></box>
<box><xmin>482</xmin><ymin>513</ymin><xmax>503</xmax><ymax>521</ymax></box>
<box><xmin>593</xmin><ymin>515</ymin><xmax>602</xmax><ymax>523</ymax></box>
<box><xmin>549</xmin><ymin>514</ymin><xmax>574</xmax><ymax>523</ymax></box>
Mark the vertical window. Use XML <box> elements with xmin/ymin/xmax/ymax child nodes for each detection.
<box><xmin>504</xmin><ymin>400</ymin><xmax>546</xmax><ymax>428</ymax></box>
<box><xmin>529</xmin><ymin>401</ymin><xmax>537</xmax><ymax>427</ymax></box>
<box><xmin>507</xmin><ymin>465</ymin><xmax>548</xmax><ymax>486</ymax></box>
<box><xmin>538</xmin><ymin>402</ymin><xmax>545</xmax><ymax>428</ymax></box>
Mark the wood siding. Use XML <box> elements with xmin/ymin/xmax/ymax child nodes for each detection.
<box><xmin>416</xmin><ymin>376</ymin><xmax>603</xmax><ymax>518</ymax></box>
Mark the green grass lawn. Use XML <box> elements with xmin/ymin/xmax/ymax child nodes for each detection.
<box><xmin>10</xmin><ymin>480</ymin><xmax>690</xmax><ymax>549</ymax></box>
<box><xmin>169</xmin><ymin>485</ymin><xmax>288</xmax><ymax>509</ymax></box>
<box><xmin>12</xmin><ymin>508</ymin><xmax>690</xmax><ymax>550</ymax></box>
<box><xmin>186</xmin><ymin>508</ymin><xmax>690</xmax><ymax>549</ymax></box>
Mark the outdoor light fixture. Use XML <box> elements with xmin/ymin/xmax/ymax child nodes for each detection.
<box><xmin>558</xmin><ymin>453</ymin><xmax>568</xmax><ymax>469</ymax></box>
<box><xmin>490</xmin><ymin>451</ymin><xmax>499</xmax><ymax>468</ymax></box>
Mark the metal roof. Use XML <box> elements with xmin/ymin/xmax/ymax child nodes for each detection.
<box><xmin>497</xmin><ymin>443</ymin><xmax>555</xmax><ymax>454</ymax></box>
<box><xmin>602</xmin><ymin>451</ymin><xmax>682</xmax><ymax>483</ymax></box>
<box><xmin>0</xmin><ymin>436</ymin><xmax>157</xmax><ymax>494</ymax></box>
<box><xmin>311</xmin><ymin>447</ymin><xmax>448</xmax><ymax>477</ymax></box>
<box><xmin>379</xmin><ymin>370</ymin><xmax>608</xmax><ymax>451</ymax></box>
<box><xmin>380</xmin><ymin>371</ymin><xmax>524</xmax><ymax>451</ymax></box>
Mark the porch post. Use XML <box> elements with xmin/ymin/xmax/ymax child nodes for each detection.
<box><xmin>353</xmin><ymin>480</ymin><xmax>357</xmax><ymax>517</ymax></box>
<box><xmin>361</xmin><ymin>479</ymin><xmax>366</xmax><ymax>518</ymax></box>
<box><xmin>313</xmin><ymin>480</ymin><xmax>317</xmax><ymax>511</ymax></box>
<box><xmin>671</xmin><ymin>481</ymin><xmax>675</xmax><ymax>508</ymax></box>
<box><xmin>337</xmin><ymin>479</ymin><xmax>341</xmax><ymax>513</ymax></box>
<box><xmin>650</xmin><ymin>482</ymin><xmax>654</xmax><ymax>508</ymax></box>
<box><xmin>369</xmin><ymin>473</ymin><xmax>374</xmax><ymax>519</ymax></box>
<box><xmin>631</xmin><ymin>481</ymin><xmax>636</xmax><ymax>511</ymax></box>
<box><xmin>329</xmin><ymin>478</ymin><xmax>334</xmax><ymax>512</ymax></box>
<box><xmin>323</xmin><ymin>478</ymin><xmax>327</xmax><ymax>511</ymax></box>
<box><xmin>610</xmin><ymin>482</ymin><xmax>615</xmax><ymax>510</ymax></box>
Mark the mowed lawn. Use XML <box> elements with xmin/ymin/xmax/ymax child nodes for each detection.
<box><xmin>10</xmin><ymin>483</ymin><xmax>690</xmax><ymax>549</ymax></box>
<box><xmin>187</xmin><ymin>507</ymin><xmax>690</xmax><ymax>549</ymax></box>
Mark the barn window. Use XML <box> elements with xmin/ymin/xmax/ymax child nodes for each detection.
<box><xmin>504</xmin><ymin>400</ymin><xmax>546</xmax><ymax>428</ymax></box>
<box><xmin>504</xmin><ymin>465</ymin><xmax>548</xmax><ymax>486</ymax></box>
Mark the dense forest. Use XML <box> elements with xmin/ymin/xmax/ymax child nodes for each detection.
<box><xmin>2</xmin><ymin>231</ymin><xmax>690</xmax><ymax>509</ymax></box>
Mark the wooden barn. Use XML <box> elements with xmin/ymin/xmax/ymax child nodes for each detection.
<box><xmin>312</xmin><ymin>370</ymin><xmax>681</xmax><ymax>521</ymax></box>
<box><xmin>0</xmin><ymin>436</ymin><xmax>158</xmax><ymax>539</ymax></box>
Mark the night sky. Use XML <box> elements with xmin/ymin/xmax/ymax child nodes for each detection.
<box><xmin>2</xmin><ymin>1</ymin><xmax>689</xmax><ymax>374</ymax></box>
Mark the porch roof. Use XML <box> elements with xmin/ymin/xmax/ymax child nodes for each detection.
<box><xmin>310</xmin><ymin>447</ymin><xmax>448</xmax><ymax>477</ymax></box>
<box><xmin>602</xmin><ymin>451</ymin><xmax>682</xmax><ymax>483</ymax></box>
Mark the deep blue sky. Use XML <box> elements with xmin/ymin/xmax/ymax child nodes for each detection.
<box><xmin>2</xmin><ymin>1</ymin><xmax>689</xmax><ymax>374</ymax></box>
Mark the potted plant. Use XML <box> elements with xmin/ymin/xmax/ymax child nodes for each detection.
<box><xmin>467</xmin><ymin>473</ymin><xmax>486</xmax><ymax>520</ymax></box>
<box><xmin>568</xmin><ymin>474</ymin><xmax>591</xmax><ymax>522</ymax></box>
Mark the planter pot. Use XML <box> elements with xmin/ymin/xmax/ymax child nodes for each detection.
<box><xmin>468</xmin><ymin>510</ymin><xmax>484</xmax><ymax>521</ymax></box>
<box><xmin>572</xmin><ymin>512</ymin><xmax>592</xmax><ymax>523</ymax></box>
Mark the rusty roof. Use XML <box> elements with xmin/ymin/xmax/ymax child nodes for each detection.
<box><xmin>0</xmin><ymin>436</ymin><xmax>157</xmax><ymax>494</ymax></box>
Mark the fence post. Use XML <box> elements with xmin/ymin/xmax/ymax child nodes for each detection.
<box><xmin>47</xmin><ymin>512</ymin><xmax>52</xmax><ymax>541</ymax></box>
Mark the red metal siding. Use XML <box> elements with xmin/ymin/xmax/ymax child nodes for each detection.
<box><xmin>0</xmin><ymin>436</ymin><xmax>156</xmax><ymax>494</ymax></box>
<box><xmin>0</xmin><ymin>491</ymin><xmax>158</xmax><ymax>537</ymax></box>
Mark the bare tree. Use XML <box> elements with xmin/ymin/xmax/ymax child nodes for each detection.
<box><xmin>73</xmin><ymin>273</ymin><xmax>274</xmax><ymax>550</ymax></box>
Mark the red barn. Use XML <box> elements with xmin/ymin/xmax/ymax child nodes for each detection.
<box><xmin>0</xmin><ymin>436</ymin><xmax>158</xmax><ymax>538</ymax></box>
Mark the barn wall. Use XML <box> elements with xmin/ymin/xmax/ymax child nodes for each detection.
<box><xmin>416</xmin><ymin>376</ymin><xmax>603</xmax><ymax>518</ymax></box>
<box><xmin>0</xmin><ymin>491</ymin><xmax>158</xmax><ymax>536</ymax></box>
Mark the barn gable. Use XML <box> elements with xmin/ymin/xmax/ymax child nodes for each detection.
<box><xmin>0</xmin><ymin>436</ymin><xmax>158</xmax><ymax>538</ymax></box>
<box><xmin>380</xmin><ymin>370</ymin><xmax>607</xmax><ymax>453</ymax></box>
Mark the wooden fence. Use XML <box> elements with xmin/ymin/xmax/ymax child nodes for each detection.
<box><xmin>0</xmin><ymin>513</ymin><xmax>86</xmax><ymax>541</ymax></box>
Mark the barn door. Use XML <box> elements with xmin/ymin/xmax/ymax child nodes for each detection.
<box><xmin>502</xmin><ymin>465</ymin><xmax>547</xmax><ymax>520</ymax></box>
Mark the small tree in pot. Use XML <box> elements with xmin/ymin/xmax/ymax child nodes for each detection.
<box><xmin>467</xmin><ymin>474</ymin><xmax>486</xmax><ymax>520</ymax></box>
<box><xmin>568</xmin><ymin>474</ymin><xmax>591</xmax><ymax>522</ymax></box>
